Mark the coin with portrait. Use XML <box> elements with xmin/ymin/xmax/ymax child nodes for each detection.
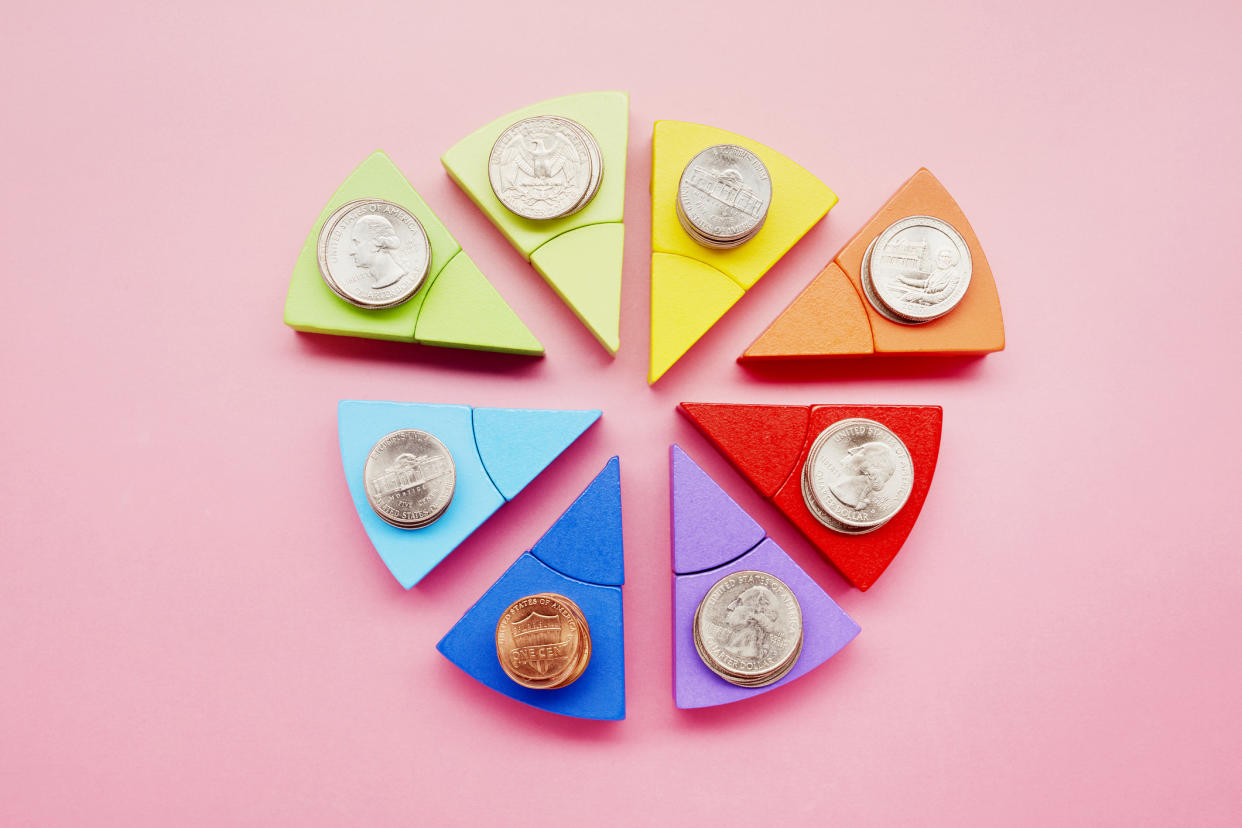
<box><xmin>863</xmin><ymin>215</ymin><xmax>972</xmax><ymax>323</ymax></box>
<box><xmin>317</xmin><ymin>199</ymin><xmax>431</xmax><ymax>309</ymax></box>
<box><xmin>694</xmin><ymin>570</ymin><xmax>802</xmax><ymax>686</ymax></box>
<box><xmin>803</xmin><ymin>418</ymin><xmax>914</xmax><ymax>530</ymax></box>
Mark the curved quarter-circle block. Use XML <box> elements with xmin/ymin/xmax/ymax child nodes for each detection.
<box><xmin>771</xmin><ymin>405</ymin><xmax>943</xmax><ymax>590</ymax></box>
<box><xmin>740</xmin><ymin>261</ymin><xmax>874</xmax><ymax>360</ymax></box>
<box><xmin>285</xmin><ymin>151</ymin><xmax>458</xmax><ymax>342</ymax></box>
<box><xmin>671</xmin><ymin>445</ymin><xmax>764</xmax><ymax>574</ymax></box>
<box><xmin>472</xmin><ymin>408</ymin><xmax>601</xmax><ymax>502</ymax></box>
<box><xmin>412</xmin><ymin>250</ymin><xmax>544</xmax><ymax>355</ymax></box>
<box><xmin>649</xmin><ymin>253</ymin><xmax>744</xmax><ymax>384</ymax></box>
<box><xmin>651</xmin><ymin>121</ymin><xmax>838</xmax><ymax>290</ymax></box>
<box><xmin>679</xmin><ymin>403</ymin><xmax>942</xmax><ymax>591</ymax></box>
<box><xmin>529</xmin><ymin>457</ymin><xmax>623</xmax><ymax>587</ymax></box>
<box><xmin>530</xmin><ymin>223</ymin><xmax>624</xmax><ymax>354</ymax></box>
<box><xmin>836</xmin><ymin>168</ymin><xmax>1004</xmax><ymax>355</ymax></box>
<box><xmin>340</xmin><ymin>401</ymin><xmax>599</xmax><ymax>588</ymax></box>
<box><xmin>339</xmin><ymin>400</ymin><xmax>504</xmax><ymax>588</ymax></box>
<box><xmin>679</xmin><ymin>403</ymin><xmax>809</xmax><ymax>498</ymax></box>
<box><xmin>442</xmin><ymin>92</ymin><xmax>629</xmax><ymax>256</ymax></box>
<box><xmin>441</xmin><ymin>92</ymin><xmax>628</xmax><ymax>353</ymax></box>
<box><xmin>437</xmin><ymin>552</ymin><xmax>625</xmax><ymax>720</ymax></box>
<box><xmin>649</xmin><ymin>121</ymin><xmax>837</xmax><ymax>382</ymax></box>
<box><xmin>674</xmin><ymin>539</ymin><xmax>860</xmax><ymax>709</ymax></box>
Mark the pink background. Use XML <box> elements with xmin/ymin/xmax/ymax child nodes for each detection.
<box><xmin>2</xmin><ymin>1</ymin><xmax>1240</xmax><ymax>824</ymax></box>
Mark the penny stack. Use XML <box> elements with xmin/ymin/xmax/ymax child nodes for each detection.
<box><xmin>860</xmin><ymin>215</ymin><xmax>974</xmax><ymax>324</ymax></box>
<box><xmin>801</xmin><ymin>418</ymin><xmax>915</xmax><ymax>535</ymax></box>
<box><xmin>488</xmin><ymin>116</ymin><xmax>603</xmax><ymax>220</ymax></box>
<box><xmin>363</xmin><ymin>429</ymin><xmax>457</xmax><ymax>529</ymax></box>
<box><xmin>495</xmin><ymin>594</ymin><xmax>592</xmax><ymax>690</ymax></box>
<box><xmin>675</xmin><ymin>144</ymin><xmax>772</xmax><ymax>249</ymax></box>
<box><xmin>693</xmin><ymin>570</ymin><xmax>803</xmax><ymax>688</ymax></box>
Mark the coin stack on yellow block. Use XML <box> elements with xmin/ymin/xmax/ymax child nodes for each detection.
<box><xmin>675</xmin><ymin>144</ymin><xmax>772</xmax><ymax>249</ymax></box>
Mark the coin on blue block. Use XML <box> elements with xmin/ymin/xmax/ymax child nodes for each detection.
<box><xmin>363</xmin><ymin>429</ymin><xmax>456</xmax><ymax>529</ymax></box>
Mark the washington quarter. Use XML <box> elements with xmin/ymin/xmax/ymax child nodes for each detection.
<box><xmin>803</xmin><ymin>418</ymin><xmax>914</xmax><ymax>530</ymax></box>
<box><xmin>363</xmin><ymin>429</ymin><xmax>456</xmax><ymax>529</ymax></box>
<box><xmin>317</xmin><ymin>199</ymin><xmax>431</xmax><ymax>309</ymax></box>
<box><xmin>863</xmin><ymin>215</ymin><xmax>972</xmax><ymax>323</ymax></box>
<box><xmin>694</xmin><ymin>570</ymin><xmax>802</xmax><ymax>686</ymax></box>
<box><xmin>801</xmin><ymin>464</ymin><xmax>882</xmax><ymax>535</ymax></box>
<box><xmin>488</xmin><ymin>116</ymin><xmax>600</xmax><ymax>220</ymax></box>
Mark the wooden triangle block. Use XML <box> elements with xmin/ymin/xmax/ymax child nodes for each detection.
<box><xmin>284</xmin><ymin>151</ymin><xmax>541</xmax><ymax>354</ymax></box>
<box><xmin>437</xmin><ymin>459</ymin><xmax>625</xmax><ymax>720</ymax></box>
<box><xmin>741</xmin><ymin>168</ymin><xmax>1004</xmax><ymax>361</ymax></box>
<box><xmin>678</xmin><ymin>403</ymin><xmax>809</xmax><ymax>498</ymax></box>
<box><xmin>680</xmin><ymin>402</ymin><xmax>943</xmax><ymax>590</ymax></box>
<box><xmin>670</xmin><ymin>445</ymin><xmax>764</xmax><ymax>574</ymax></box>
<box><xmin>472</xmin><ymin>407</ymin><xmax>601</xmax><ymax>501</ymax></box>
<box><xmin>338</xmin><ymin>400</ymin><xmax>598</xmax><ymax>588</ymax></box>
<box><xmin>649</xmin><ymin>121</ymin><xmax>837</xmax><ymax>382</ymax></box>
<box><xmin>442</xmin><ymin>92</ymin><xmax>628</xmax><ymax>354</ymax></box>
<box><xmin>649</xmin><ymin>253</ymin><xmax>744</xmax><ymax>384</ymax></box>
<box><xmin>741</xmin><ymin>262</ymin><xmax>874</xmax><ymax>359</ymax></box>
<box><xmin>528</xmin><ymin>457</ymin><xmax>623</xmax><ymax>587</ymax></box>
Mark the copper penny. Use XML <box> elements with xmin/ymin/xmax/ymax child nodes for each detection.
<box><xmin>495</xmin><ymin>593</ymin><xmax>591</xmax><ymax>690</ymax></box>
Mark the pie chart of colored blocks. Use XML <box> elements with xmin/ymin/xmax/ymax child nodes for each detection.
<box><xmin>741</xmin><ymin>168</ymin><xmax>1005</xmax><ymax>361</ymax></box>
<box><xmin>438</xmin><ymin>458</ymin><xmax>625</xmax><ymax>720</ymax></box>
<box><xmin>338</xmin><ymin>400</ymin><xmax>600</xmax><ymax>588</ymax></box>
<box><xmin>670</xmin><ymin>446</ymin><xmax>860</xmax><ymax>709</ymax></box>
<box><xmin>679</xmin><ymin>403</ymin><xmax>943</xmax><ymax>591</ymax></box>
<box><xmin>648</xmin><ymin>120</ymin><xmax>838</xmax><ymax>383</ymax></box>
<box><xmin>283</xmin><ymin>151</ymin><xmax>543</xmax><ymax>355</ymax></box>
<box><xmin>441</xmin><ymin>92</ymin><xmax>629</xmax><ymax>355</ymax></box>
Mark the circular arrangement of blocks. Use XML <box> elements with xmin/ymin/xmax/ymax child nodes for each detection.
<box><xmin>301</xmin><ymin>91</ymin><xmax>992</xmax><ymax>721</ymax></box>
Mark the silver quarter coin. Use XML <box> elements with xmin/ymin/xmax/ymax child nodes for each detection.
<box><xmin>803</xmin><ymin>418</ymin><xmax>914</xmax><ymax>530</ymax></box>
<box><xmin>676</xmin><ymin>144</ymin><xmax>771</xmax><ymax>248</ymax></box>
<box><xmin>801</xmin><ymin>464</ymin><xmax>882</xmax><ymax>535</ymax></box>
<box><xmin>488</xmin><ymin>116</ymin><xmax>600</xmax><ymax>220</ymax></box>
<box><xmin>363</xmin><ymin>429</ymin><xmax>456</xmax><ymax>530</ymax></box>
<box><xmin>862</xmin><ymin>215</ymin><xmax>972</xmax><ymax>323</ymax></box>
<box><xmin>694</xmin><ymin>595</ymin><xmax>803</xmax><ymax>687</ymax></box>
<box><xmin>860</xmin><ymin>237</ymin><xmax>923</xmax><ymax>326</ymax></box>
<box><xmin>694</xmin><ymin>570</ymin><xmax>802</xmax><ymax>687</ymax></box>
<box><xmin>559</xmin><ymin>117</ymin><xmax>603</xmax><ymax>216</ymax></box>
<box><xmin>317</xmin><ymin>199</ymin><xmax>431</xmax><ymax>309</ymax></box>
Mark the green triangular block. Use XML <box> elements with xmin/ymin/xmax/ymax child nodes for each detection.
<box><xmin>414</xmin><ymin>251</ymin><xmax>544</xmax><ymax>355</ymax></box>
<box><xmin>441</xmin><ymin>92</ymin><xmax>627</xmax><ymax>354</ymax></box>
<box><xmin>530</xmin><ymin>223</ymin><xmax>623</xmax><ymax>354</ymax></box>
<box><xmin>441</xmin><ymin>92</ymin><xmax>628</xmax><ymax>256</ymax></box>
<box><xmin>284</xmin><ymin>151</ymin><xmax>459</xmax><ymax>341</ymax></box>
<box><xmin>284</xmin><ymin>150</ymin><xmax>541</xmax><ymax>354</ymax></box>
